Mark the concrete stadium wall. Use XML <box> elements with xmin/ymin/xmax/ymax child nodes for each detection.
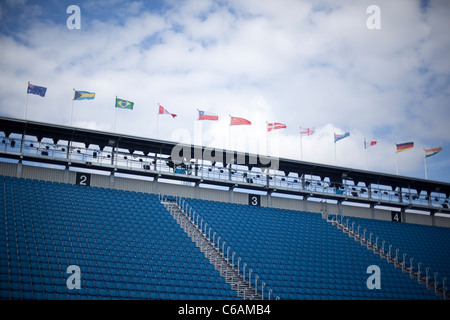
<box><xmin>2</xmin><ymin>161</ymin><xmax>450</xmax><ymax>228</ymax></box>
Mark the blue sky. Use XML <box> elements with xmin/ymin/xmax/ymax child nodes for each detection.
<box><xmin>0</xmin><ymin>0</ymin><xmax>449</xmax><ymax>183</ymax></box>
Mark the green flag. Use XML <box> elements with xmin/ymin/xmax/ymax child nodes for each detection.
<box><xmin>115</xmin><ymin>98</ymin><xmax>134</xmax><ymax>110</ymax></box>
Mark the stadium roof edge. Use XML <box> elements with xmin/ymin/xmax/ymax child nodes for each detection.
<box><xmin>1</xmin><ymin>116</ymin><xmax>449</xmax><ymax>198</ymax></box>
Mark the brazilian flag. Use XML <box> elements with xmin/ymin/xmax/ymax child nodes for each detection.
<box><xmin>115</xmin><ymin>98</ymin><xmax>134</xmax><ymax>110</ymax></box>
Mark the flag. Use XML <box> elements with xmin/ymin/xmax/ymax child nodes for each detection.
<box><xmin>396</xmin><ymin>142</ymin><xmax>414</xmax><ymax>153</ymax></box>
<box><xmin>230</xmin><ymin>116</ymin><xmax>251</xmax><ymax>126</ymax></box>
<box><xmin>424</xmin><ymin>147</ymin><xmax>442</xmax><ymax>158</ymax></box>
<box><xmin>159</xmin><ymin>105</ymin><xmax>177</xmax><ymax>118</ymax></box>
<box><xmin>300</xmin><ymin>128</ymin><xmax>315</xmax><ymax>136</ymax></box>
<box><xmin>74</xmin><ymin>91</ymin><xmax>95</xmax><ymax>100</ymax></box>
<box><xmin>198</xmin><ymin>110</ymin><xmax>218</xmax><ymax>121</ymax></box>
<box><xmin>334</xmin><ymin>132</ymin><xmax>350</xmax><ymax>143</ymax></box>
<box><xmin>267</xmin><ymin>122</ymin><xmax>286</xmax><ymax>132</ymax></box>
<box><xmin>27</xmin><ymin>83</ymin><xmax>46</xmax><ymax>97</ymax></box>
<box><xmin>115</xmin><ymin>98</ymin><xmax>134</xmax><ymax>110</ymax></box>
<box><xmin>364</xmin><ymin>139</ymin><xmax>377</xmax><ymax>149</ymax></box>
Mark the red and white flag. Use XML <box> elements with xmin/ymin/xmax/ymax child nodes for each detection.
<box><xmin>364</xmin><ymin>139</ymin><xmax>377</xmax><ymax>149</ymax></box>
<box><xmin>300</xmin><ymin>127</ymin><xmax>315</xmax><ymax>136</ymax></box>
<box><xmin>158</xmin><ymin>105</ymin><xmax>177</xmax><ymax>118</ymax></box>
<box><xmin>198</xmin><ymin>110</ymin><xmax>218</xmax><ymax>121</ymax></box>
<box><xmin>267</xmin><ymin>122</ymin><xmax>286</xmax><ymax>132</ymax></box>
<box><xmin>230</xmin><ymin>116</ymin><xmax>251</xmax><ymax>126</ymax></box>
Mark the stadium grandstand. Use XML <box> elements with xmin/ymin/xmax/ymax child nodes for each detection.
<box><xmin>1</xmin><ymin>116</ymin><xmax>449</xmax><ymax>301</ymax></box>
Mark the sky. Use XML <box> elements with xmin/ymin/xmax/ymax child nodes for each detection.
<box><xmin>0</xmin><ymin>0</ymin><xmax>449</xmax><ymax>183</ymax></box>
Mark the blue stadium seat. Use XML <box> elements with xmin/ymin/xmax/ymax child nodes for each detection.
<box><xmin>183</xmin><ymin>197</ymin><xmax>448</xmax><ymax>300</ymax></box>
<box><xmin>0</xmin><ymin>176</ymin><xmax>240</xmax><ymax>300</ymax></box>
<box><xmin>2</xmin><ymin>175</ymin><xmax>448</xmax><ymax>300</ymax></box>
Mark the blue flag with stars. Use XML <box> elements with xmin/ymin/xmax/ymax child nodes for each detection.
<box><xmin>27</xmin><ymin>83</ymin><xmax>47</xmax><ymax>97</ymax></box>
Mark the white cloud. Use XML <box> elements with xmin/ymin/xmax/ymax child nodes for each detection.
<box><xmin>0</xmin><ymin>0</ymin><xmax>449</xmax><ymax>181</ymax></box>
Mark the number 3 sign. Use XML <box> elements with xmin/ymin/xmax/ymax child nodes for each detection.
<box><xmin>248</xmin><ymin>194</ymin><xmax>261</xmax><ymax>207</ymax></box>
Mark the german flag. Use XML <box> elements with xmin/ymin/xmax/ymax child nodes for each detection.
<box><xmin>396</xmin><ymin>142</ymin><xmax>414</xmax><ymax>153</ymax></box>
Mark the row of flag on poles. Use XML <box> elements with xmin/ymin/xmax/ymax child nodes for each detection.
<box><xmin>27</xmin><ymin>82</ymin><xmax>443</xmax><ymax>160</ymax></box>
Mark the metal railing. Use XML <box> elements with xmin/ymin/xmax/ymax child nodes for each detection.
<box><xmin>326</xmin><ymin>210</ymin><xmax>449</xmax><ymax>300</ymax></box>
<box><xmin>2</xmin><ymin>136</ymin><xmax>449</xmax><ymax>212</ymax></box>
<box><xmin>159</xmin><ymin>194</ymin><xmax>278</xmax><ymax>300</ymax></box>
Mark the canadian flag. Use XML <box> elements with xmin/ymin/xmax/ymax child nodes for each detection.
<box><xmin>158</xmin><ymin>105</ymin><xmax>177</xmax><ymax>118</ymax></box>
<box><xmin>267</xmin><ymin>122</ymin><xmax>286</xmax><ymax>132</ymax></box>
<box><xmin>230</xmin><ymin>116</ymin><xmax>251</xmax><ymax>126</ymax></box>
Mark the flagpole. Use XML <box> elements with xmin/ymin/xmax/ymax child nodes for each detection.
<box><xmin>228</xmin><ymin>115</ymin><xmax>231</xmax><ymax>151</ymax></box>
<box><xmin>196</xmin><ymin>109</ymin><xmax>203</xmax><ymax>147</ymax></box>
<box><xmin>24</xmin><ymin>81</ymin><xmax>30</xmax><ymax>120</ymax></box>
<box><xmin>334</xmin><ymin>133</ymin><xmax>337</xmax><ymax>165</ymax></box>
<box><xmin>266</xmin><ymin>121</ymin><xmax>269</xmax><ymax>156</ymax></box>
<box><xmin>364</xmin><ymin>138</ymin><xmax>368</xmax><ymax>170</ymax></box>
<box><xmin>196</xmin><ymin>109</ymin><xmax>199</xmax><ymax>146</ymax></box>
<box><xmin>299</xmin><ymin>128</ymin><xmax>303</xmax><ymax>161</ymax></box>
<box><xmin>424</xmin><ymin>149</ymin><xmax>428</xmax><ymax>180</ymax></box>
<box><xmin>156</xmin><ymin>103</ymin><xmax>159</xmax><ymax>139</ymax></box>
<box><xmin>70</xmin><ymin>88</ymin><xmax>75</xmax><ymax>126</ymax></box>
<box><xmin>395</xmin><ymin>144</ymin><xmax>399</xmax><ymax>175</ymax></box>
<box><xmin>113</xmin><ymin>96</ymin><xmax>117</xmax><ymax>133</ymax></box>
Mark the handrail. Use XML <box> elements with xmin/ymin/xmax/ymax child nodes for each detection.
<box><xmin>169</xmin><ymin>195</ymin><xmax>272</xmax><ymax>300</ymax></box>
<box><xmin>332</xmin><ymin>214</ymin><xmax>448</xmax><ymax>300</ymax></box>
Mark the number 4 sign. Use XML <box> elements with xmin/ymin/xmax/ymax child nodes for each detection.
<box><xmin>391</xmin><ymin>211</ymin><xmax>402</xmax><ymax>222</ymax></box>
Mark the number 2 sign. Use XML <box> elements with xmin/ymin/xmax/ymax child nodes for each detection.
<box><xmin>76</xmin><ymin>172</ymin><xmax>91</xmax><ymax>186</ymax></box>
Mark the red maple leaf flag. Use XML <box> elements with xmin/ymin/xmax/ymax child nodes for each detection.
<box><xmin>158</xmin><ymin>105</ymin><xmax>177</xmax><ymax>118</ymax></box>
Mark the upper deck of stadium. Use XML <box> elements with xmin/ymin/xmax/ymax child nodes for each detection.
<box><xmin>0</xmin><ymin>116</ymin><xmax>449</xmax><ymax>226</ymax></box>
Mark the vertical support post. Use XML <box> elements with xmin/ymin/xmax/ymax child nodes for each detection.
<box><xmin>64</xmin><ymin>165</ymin><xmax>70</xmax><ymax>183</ymax></box>
<box><xmin>16</xmin><ymin>160</ymin><xmax>23</xmax><ymax>178</ymax></box>
<box><xmin>337</xmin><ymin>199</ymin><xmax>343</xmax><ymax>216</ymax></box>
<box><xmin>400</xmin><ymin>207</ymin><xmax>406</xmax><ymax>224</ymax></box>
<box><xmin>370</xmin><ymin>203</ymin><xmax>375</xmax><ymax>219</ymax></box>
<box><xmin>110</xmin><ymin>170</ymin><xmax>115</xmax><ymax>189</ymax></box>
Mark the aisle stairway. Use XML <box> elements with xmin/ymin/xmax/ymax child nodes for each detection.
<box><xmin>324</xmin><ymin>202</ymin><xmax>449</xmax><ymax>300</ymax></box>
<box><xmin>161</xmin><ymin>196</ymin><xmax>267</xmax><ymax>300</ymax></box>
